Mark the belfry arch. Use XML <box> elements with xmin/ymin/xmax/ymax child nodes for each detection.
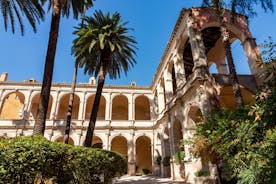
<box><xmin>112</xmin><ymin>95</ymin><xmax>128</xmax><ymax>120</ymax></box>
<box><xmin>85</xmin><ymin>95</ymin><xmax>106</xmax><ymax>120</ymax></box>
<box><xmin>135</xmin><ymin>95</ymin><xmax>150</xmax><ymax>120</ymax></box>
<box><xmin>57</xmin><ymin>94</ymin><xmax>80</xmax><ymax>119</ymax></box>
<box><xmin>55</xmin><ymin>136</ymin><xmax>74</xmax><ymax>145</ymax></box>
<box><xmin>111</xmin><ymin>135</ymin><xmax>128</xmax><ymax>156</ymax></box>
<box><xmin>30</xmin><ymin>94</ymin><xmax>53</xmax><ymax>120</ymax></box>
<box><xmin>92</xmin><ymin>136</ymin><xmax>103</xmax><ymax>149</ymax></box>
<box><xmin>0</xmin><ymin>92</ymin><xmax>25</xmax><ymax>120</ymax></box>
<box><xmin>135</xmin><ymin>136</ymin><xmax>152</xmax><ymax>173</ymax></box>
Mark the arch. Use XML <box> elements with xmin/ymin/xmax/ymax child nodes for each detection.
<box><xmin>182</xmin><ymin>39</ymin><xmax>194</xmax><ymax>79</ymax></box>
<box><xmin>0</xmin><ymin>91</ymin><xmax>25</xmax><ymax>119</ymax></box>
<box><xmin>29</xmin><ymin>94</ymin><xmax>53</xmax><ymax>120</ymax></box>
<box><xmin>172</xmin><ymin>118</ymin><xmax>184</xmax><ymax>153</ymax></box>
<box><xmin>219</xmin><ymin>86</ymin><xmax>255</xmax><ymax>109</ymax></box>
<box><xmin>135</xmin><ymin>95</ymin><xmax>150</xmax><ymax>120</ymax></box>
<box><xmin>111</xmin><ymin>136</ymin><xmax>128</xmax><ymax>156</ymax></box>
<box><xmin>167</xmin><ymin>61</ymin><xmax>177</xmax><ymax>95</ymax></box>
<box><xmin>85</xmin><ymin>94</ymin><xmax>106</xmax><ymax>120</ymax></box>
<box><xmin>92</xmin><ymin>136</ymin><xmax>103</xmax><ymax>149</ymax></box>
<box><xmin>55</xmin><ymin>136</ymin><xmax>74</xmax><ymax>145</ymax></box>
<box><xmin>57</xmin><ymin>94</ymin><xmax>80</xmax><ymax>119</ymax></box>
<box><xmin>135</xmin><ymin>136</ymin><xmax>152</xmax><ymax>173</ymax></box>
<box><xmin>186</xmin><ymin>106</ymin><xmax>203</xmax><ymax>129</ymax></box>
<box><xmin>112</xmin><ymin>95</ymin><xmax>128</xmax><ymax>120</ymax></box>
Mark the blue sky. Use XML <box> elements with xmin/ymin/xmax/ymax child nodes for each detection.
<box><xmin>0</xmin><ymin>0</ymin><xmax>275</xmax><ymax>86</ymax></box>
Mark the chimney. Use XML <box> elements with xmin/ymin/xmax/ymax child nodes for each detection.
<box><xmin>0</xmin><ymin>72</ymin><xmax>8</xmax><ymax>82</ymax></box>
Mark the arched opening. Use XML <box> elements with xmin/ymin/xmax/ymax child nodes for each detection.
<box><xmin>173</xmin><ymin>119</ymin><xmax>184</xmax><ymax>153</ymax></box>
<box><xmin>187</xmin><ymin>106</ymin><xmax>203</xmax><ymax>129</ymax></box>
<box><xmin>111</xmin><ymin>136</ymin><xmax>128</xmax><ymax>156</ymax></box>
<box><xmin>219</xmin><ymin>86</ymin><xmax>255</xmax><ymax>109</ymax></box>
<box><xmin>135</xmin><ymin>136</ymin><xmax>152</xmax><ymax>173</ymax></box>
<box><xmin>92</xmin><ymin>136</ymin><xmax>103</xmax><ymax>149</ymax></box>
<box><xmin>112</xmin><ymin>95</ymin><xmax>128</xmax><ymax>120</ymax></box>
<box><xmin>55</xmin><ymin>136</ymin><xmax>74</xmax><ymax>145</ymax></box>
<box><xmin>162</xmin><ymin>127</ymin><xmax>171</xmax><ymax>177</ymax></box>
<box><xmin>30</xmin><ymin>94</ymin><xmax>53</xmax><ymax>120</ymax></box>
<box><xmin>85</xmin><ymin>95</ymin><xmax>106</xmax><ymax>120</ymax></box>
<box><xmin>183</xmin><ymin>39</ymin><xmax>194</xmax><ymax>79</ymax></box>
<box><xmin>160</xmin><ymin>78</ymin><xmax>166</xmax><ymax>105</ymax></box>
<box><xmin>0</xmin><ymin>92</ymin><xmax>25</xmax><ymax>119</ymax></box>
<box><xmin>57</xmin><ymin>94</ymin><xmax>80</xmax><ymax>119</ymax></box>
<box><xmin>172</xmin><ymin>64</ymin><xmax>177</xmax><ymax>94</ymax></box>
<box><xmin>135</xmin><ymin>95</ymin><xmax>150</xmax><ymax>120</ymax></box>
<box><xmin>231</xmin><ymin>39</ymin><xmax>251</xmax><ymax>74</ymax></box>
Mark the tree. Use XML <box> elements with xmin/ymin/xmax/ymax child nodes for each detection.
<box><xmin>0</xmin><ymin>0</ymin><xmax>44</xmax><ymax>35</ymax></box>
<box><xmin>202</xmin><ymin>0</ymin><xmax>274</xmax><ymax>108</ymax></box>
<box><xmin>72</xmin><ymin>10</ymin><xmax>137</xmax><ymax>147</ymax></box>
<box><xmin>189</xmin><ymin>37</ymin><xmax>276</xmax><ymax>184</ymax></box>
<box><xmin>64</xmin><ymin>5</ymin><xmax>86</xmax><ymax>144</ymax></box>
<box><xmin>33</xmin><ymin>0</ymin><xmax>93</xmax><ymax>135</ymax></box>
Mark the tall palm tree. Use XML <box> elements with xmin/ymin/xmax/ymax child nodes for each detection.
<box><xmin>63</xmin><ymin>5</ymin><xmax>86</xmax><ymax>144</ymax></box>
<box><xmin>72</xmin><ymin>10</ymin><xmax>137</xmax><ymax>147</ymax></box>
<box><xmin>0</xmin><ymin>0</ymin><xmax>44</xmax><ymax>35</ymax></box>
<box><xmin>33</xmin><ymin>0</ymin><xmax>93</xmax><ymax>135</ymax></box>
<box><xmin>202</xmin><ymin>0</ymin><xmax>273</xmax><ymax>108</ymax></box>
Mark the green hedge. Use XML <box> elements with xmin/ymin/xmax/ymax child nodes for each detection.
<box><xmin>0</xmin><ymin>136</ymin><xmax>127</xmax><ymax>184</ymax></box>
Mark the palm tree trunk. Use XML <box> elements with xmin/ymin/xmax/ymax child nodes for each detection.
<box><xmin>63</xmin><ymin>6</ymin><xmax>86</xmax><ymax>144</ymax></box>
<box><xmin>33</xmin><ymin>0</ymin><xmax>61</xmax><ymax>135</ymax></box>
<box><xmin>221</xmin><ymin>27</ymin><xmax>243</xmax><ymax>107</ymax></box>
<box><xmin>84</xmin><ymin>63</ymin><xmax>106</xmax><ymax>147</ymax></box>
<box><xmin>64</xmin><ymin>64</ymin><xmax>78</xmax><ymax>144</ymax></box>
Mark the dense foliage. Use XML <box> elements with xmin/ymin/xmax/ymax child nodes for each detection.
<box><xmin>189</xmin><ymin>38</ymin><xmax>276</xmax><ymax>184</ymax></box>
<box><xmin>0</xmin><ymin>136</ymin><xmax>127</xmax><ymax>184</ymax></box>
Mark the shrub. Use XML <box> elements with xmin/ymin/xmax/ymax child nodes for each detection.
<box><xmin>162</xmin><ymin>156</ymin><xmax>171</xmax><ymax>166</ymax></box>
<box><xmin>154</xmin><ymin>155</ymin><xmax>162</xmax><ymax>165</ymax></box>
<box><xmin>141</xmin><ymin>168</ymin><xmax>150</xmax><ymax>175</ymax></box>
<box><xmin>173</xmin><ymin>151</ymin><xmax>185</xmax><ymax>165</ymax></box>
<box><xmin>195</xmin><ymin>169</ymin><xmax>210</xmax><ymax>177</ymax></box>
<box><xmin>0</xmin><ymin>136</ymin><xmax>127</xmax><ymax>184</ymax></box>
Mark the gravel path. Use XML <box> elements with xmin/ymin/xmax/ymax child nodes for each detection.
<box><xmin>112</xmin><ymin>175</ymin><xmax>186</xmax><ymax>184</ymax></box>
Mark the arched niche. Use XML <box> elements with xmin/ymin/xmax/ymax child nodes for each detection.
<box><xmin>0</xmin><ymin>92</ymin><xmax>25</xmax><ymax>119</ymax></box>
<box><xmin>57</xmin><ymin>94</ymin><xmax>80</xmax><ymax>119</ymax></box>
<box><xmin>112</xmin><ymin>95</ymin><xmax>128</xmax><ymax>120</ymax></box>
<box><xmin>111</xmin><ymin>136</ymin><xmax>128</xmax><ymax>156</ymax></box>
<box><xmin>135</xmin><ymin>136</ymin><xmax>152</xmax><ymax>173</ymax></box>
<box><xmin>55</xmin><ymin>136</ymin><xmax>74</xmax><ymax>145</ymax></box>
<box><xmin>135</xmin><ymin>95</ymin><xmax>150</xmax><ymax>120</ymax></box>
<box><xmin>92</xmin><ymin>136</ymin><xmax>103</xmax><ymax>149</ymax></box>
<box><xmin>85</xmin><ymin>95</ymin><xmax>106</xmax><ymax>120</ymax></box>
<box><xmin>30</xmin><ymin>94</ymin><xmax>53</xmax><ymax>120</ymax></box>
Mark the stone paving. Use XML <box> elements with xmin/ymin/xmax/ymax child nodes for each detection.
<box><xmin>113</xmin><ymin>175</ymin><xmax>186</xmax><ymax>184</ymax></box>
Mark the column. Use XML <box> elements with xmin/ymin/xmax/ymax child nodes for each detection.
<box><xmin>168</xmin><ymin>116</ymin><xmax>176</xmax><ymax>180</ymax></box>
<box><xmin>128</xmin><ymin>94</ymin><xmax>134</xmax><ymax>121</ymax></box>
<box><xmin>105</xmin><ymin>93</ymin><xmax>111</xmax><ymax>120</ymax></box>
<box><xmin>187</xmin><ymin>16</ymin><xmax>208</xmax><ymax>77</ymax></box>
<box><xmin>157</xmin><ymin>82</ymin><xmax>165</xmax><ymax>113</ymax></box>
<box><xmin>23</xmin><ymin>90</ymin><xmax>33</xmax><ymax>120</ymax></box>
<box><xmin>105</xmin><ymin>132</ymin><xmax>110</xmax><ymax>150</ymax></box>
<box><xmin>242</xmin><ymin>37</ymin><xmax>261</xmax><ymax>75</ymax></box>
<box><xmin>0</xmin><ymin>89</ymin><xmax>5</xmax><ymax>109</ymax></box>
<box><xmin>78</xmin><ymin>92</ymin><xmax>86</xmax><ymax>120</ymax></box>
<box><xmin>173</xmin><ymin>53</ymin><xmax>186</xmax><ymax>88</ymax></box>
<box><xmin>163</xmin><ymin>67</ymin><xmax>174</xmax><ymax>102</ymax></box>
<box><xmin>128</xmin><ymin>130</ymin><xmax>135</xmax><ymax>175</ymax></box>
<box><xmin>50</xmin><ymin>91</ymin><xmax>60</xmax><ymax>120</ymax></box>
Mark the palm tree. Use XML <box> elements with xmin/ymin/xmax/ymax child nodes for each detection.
<box><xmin>33</xmin><ymin>0</ymin><xmax>93</xmax><ymax>135</ymax></box>
<box><xmin>0</xmin><ymin>0</ymin><xmax>44</xmax><ymax>35</ymax></box>
<box><xmin>202</xmin><ymin>0</ymin><xmax>273</xmax><ymax>108</ymax></box>
<box><xmin>63</xmin><ymin>5</ymin><xmax>86</xmax><ymax>144</ymax></box>
<box><xmin>72</xmin><ymin>10</ymin><xmax>137</xmax><ymax>147</ymax></box>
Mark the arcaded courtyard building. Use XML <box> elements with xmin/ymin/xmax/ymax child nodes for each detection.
<box><xmin>0</xmin><ymin>7</ymin><xmax>261</xmax><ymax>183</ymax></box>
